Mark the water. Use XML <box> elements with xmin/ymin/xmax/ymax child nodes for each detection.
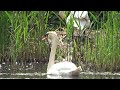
<box><xmin>1</xmin><ymin>72</ymin><xmax>120</xmax><ymax>79</ymax></box>
<box><xmin>0</xmin><ymin>62</ymin><xmax>120</xmax><ymax>79</ymax></box>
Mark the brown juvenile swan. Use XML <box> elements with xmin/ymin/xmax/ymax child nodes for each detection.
<box><xmin>42</xmin><ymin>31</ymin><xmax>82</xmax><ymax>76</ymax></box>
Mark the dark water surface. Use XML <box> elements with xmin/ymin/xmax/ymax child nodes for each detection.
<box><xmin>0</xmin><ymin>62</ymin><xmax>120</xmax><ymax>79</ymax></box>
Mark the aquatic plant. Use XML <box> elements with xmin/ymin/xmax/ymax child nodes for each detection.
<box><xmin>84</xmin><ymin>11</ymin><xmax>120</xmax><ymax>72</ymax></box>
<box><xmin>0</xmin><ymin>11</ymin><xmax>120</xmax><ymax>72</ymax></box>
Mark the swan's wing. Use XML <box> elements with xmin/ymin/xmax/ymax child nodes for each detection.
<box><xmin>47</xmin><ymin>68</ymin><xmax>59</xmax><ymax>75</ymax></box>
<box><xmin>80</xmin><ymin>20</ymin><xmax>87</xmax><ymax>30</ymax></box>
<box><xmin>57</xmin><ymin>62</ymin><xmax>77</xmax><ymax>70</ymax></box>
<box><xmin>69</xmin><ymin>68</ymin><xmax>80</xmax><ymax>76</ymax></box>
<box><xmin>66</xmin><ymin>15</ymin><xmax>71</xmax><ymax>24</ymax></box>
<box><xmin>74</xmin><ymin>11</ymin><xmax>83</xmax><ymax>19</ymax></box>
<box><xmin>80</xmin><ymin>11</ymin><xmax>88</xmax><ymax>19</ymax></box>
<box><xmin>59</xmin><ymin>67</ymin><xmax>81</xmax><ymax>76</ymax></box>
<box><xmin>47</xmin><ymin>62</ymin><xmax>78</xmax><ymax>75</ymax></box>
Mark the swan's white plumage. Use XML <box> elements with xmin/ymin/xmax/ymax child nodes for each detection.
<box><xmin>44</xmin><ymin>31</ymin><xmax>82</xmax><ymax>78</ymax></box>
<box><xmin>47</xmin><ymin>61</ymin><xmax>77</xmax><ymax>76</ymax></box>
<box><xmin>66</xmin><ymin>11</ymin><xmax>90</xmax><ymax>30</ymax></box>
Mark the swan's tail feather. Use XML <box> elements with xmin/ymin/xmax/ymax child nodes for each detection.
<box><xmin>70</xmin><ymin>66</ymin><xmax>82</xmax><ymax>76</ymax></box>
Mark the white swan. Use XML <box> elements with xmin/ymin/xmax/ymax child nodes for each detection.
<box><xmin>42</xmin><ymin>31</ymin><xmax>82</xmax><ymax>77</ymax></box>
<box><xmin>66</xmin><ymin>11</ymin><xmax>90</xmax><ymax>30</ymax></box>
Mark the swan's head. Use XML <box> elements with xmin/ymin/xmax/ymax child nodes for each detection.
<box><xmin>42</xmin><ymin>31</ymin><xmax>59</xmax><ymax>45</ymax></box>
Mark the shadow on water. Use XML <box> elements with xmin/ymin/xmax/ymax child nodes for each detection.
<box><xmin>0</xmin><ymin>62</ymin><xmax>120</xmax><ymax>79</ymax></box>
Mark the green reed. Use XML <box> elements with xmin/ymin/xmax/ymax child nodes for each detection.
<box><xmin>0</xmin><ymin>11</ymin><xmax>11</xmax><ymax>61</ymax></box>
<box><xmin>0</xmin><ymin>11</ymin><xmax>52</xmax><ymax>63</ymax></box>
<box><xmin>63</xmin><ymin>11</ymin><xmax>120</xmax><ymax>72</ymax></box>
<box><xmin>0</xmin><ymin>11</ymin><xmax>120</xmax><ymax>72</ymax></box>
<box><xmin>84</xmin><ymin>11</ymin><xmax>120</xmax><ymax>72</ymax></box>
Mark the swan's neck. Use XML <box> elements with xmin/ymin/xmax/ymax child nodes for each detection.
<box><xmin>47</xmin><ymin>35</ymin><xmax>58</xmax><ymax>72</ymax></box>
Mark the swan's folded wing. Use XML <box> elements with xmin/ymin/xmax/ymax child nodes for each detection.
<box><xmin>47</xmin><ymin>62</ymin><xmax>78</xmax><ymax>76</ymax></box>
<box><xmin>58</xmin><ymin>68</ymin><xmax>80</xmax><ymax>76</ymax></box>
<box><xmin>69</xmin><ymin>69</ymin><xmax>80</xmax><ymax>76</ymax></box>
<box><xmin>59</xmin><ymin>69</ymin><xmax>73</xmax><ymax>76</ymax></box>
<box><xmin>47</xmin><ymin>68</ymin><xmax>59</xmax><ymax>75</ymax></box>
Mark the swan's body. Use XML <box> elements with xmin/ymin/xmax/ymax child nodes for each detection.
<box><xmin>47</xmin><ymin>61</ymin><xmax>79</xmax><ymax>76</ymax></box>
<box><xmin>66</xmin><ymin>11</ymin><xmax>90</xmax><ymax>30</ymax></box>
<box><xmin>43</xmin><ymin>31</ymin><xmax>82</xmax><ymax>77</ymax></box>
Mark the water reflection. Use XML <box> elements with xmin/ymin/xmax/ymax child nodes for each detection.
<box><xmin>46</xmin><ymin>72</ymin><xmax>120</xmax><ymax>79</ymax></box>
<box><xmin>47</xmin><ymin>75</ymin><xmax>80</xmax><ymax>79</ymax></box>
<box><xmin>0</xmin><ymin>62</ymin><xmax>120</xmax><ymax>79</ymax></box>
<box><xmin>0</xmin><ymin>72</ymin><xmax>120</xmax><ymax>79</ymax></box>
